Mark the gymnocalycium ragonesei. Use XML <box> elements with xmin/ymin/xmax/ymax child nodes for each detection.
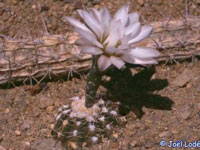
<box><xmin>66</xmin><ymin>5</ymin><xmax>160</xmax><ymax>107</ymax></box>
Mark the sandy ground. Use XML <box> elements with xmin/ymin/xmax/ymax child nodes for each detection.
<box><xmin>0</xmin><ymin>0</ymin><xmax>200</xmax><ymax>150</ymax></box>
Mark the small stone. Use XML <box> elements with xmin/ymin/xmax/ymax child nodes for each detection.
<box><xmin>181</xmin><ymin>111</ymin><xmax>191</xmax><ymax>120</ymax></box>
<box><xmin>0</xmin><ymin>145</ymin><xmax>6</xmax><ymax>150</ymax></box>
<box><xmin>24</xmin><ymin>141</ymin><xmax>31</xmax><ymax>146</ymax></box>
<box><xmin>145</xmin><ymin>120</ymin><xmax>152</xmax><ymax>127</ymax></box>
<box><xmin>172</xmin><ymin>69</ymin><xmax>192</xmax><ymax>87</ymax></box>
<box><xmin>21</xmin><ymin>120</ymin><xmax>32</xmax><ymax>131</ymax></box>
<box><xmin>130</xmin><ymin>140</ymin><xmax>137</xmax><ymax>147</ymax></box>
<box><xmin>15</xmin><ymin>130</ymin><xmax>21</xmax><ymax>136</ymax></box>
<box><xmin>171</xmin><ymin>129</ymin><xmax>179</xmax><ymax>134</ymax></box>
<box><xmin>112</xmin><ymin>133</ymin><xmax>118</xmax><ymax>139</ymax></box>
<box><xmin>49</xmin><ymin>124</ymin><xmax>54</xmax><ymax>129</ymax></box>
<box><xmin>82</xmin><ymin>142</ymin><xmax>87</xmax><ymax>147</ymax></box>
<box><xmin>31</xmin><ymin>139</ymin><xmax>63</xmax><ymax>150</ymax></box>
<box><xmin>159</xmin><ymin>131</ymin><xmax>171</xmax><ymax>138</ymax></box>
<box><xmin>62</xmin><ymin>120</ymin><xmax>68</xmax><ymax>126</ymax></box>
<box><xmin>33</xmin><ymin>111</ymin><xmax>41</xmax><ymax>117</ymax></box>
<box><xmin>138</xmin><ymin>0</ymin><xmax>144</xmax><ymax>6</ymax></box>
<box><xmin>5</xmin><ymin>108</ymin><xmax>9</xmax><ymax>113</ymax></box>
<box><xmin>41</xmin><ymin>129</ymin><xmax>51</xmax><ymax>137</ymax></box>
<box><xmin>39</xmin><ymin>96</ymin><xmax>54</xmax><ymax>109</ymax></box>
<box><xmin>46</xmin><ymin>106</ymin><xmax>54</xmax><ymax>114</ymax></box>
<box><xmin>32</xmin><ymin>4</ymin><xmax>36</xmax><ymax>9</ymax></box>
<box><xmin>54</xmin><ymin>101</ymin><xmax>60</xmax><ymax>107</ymax></box>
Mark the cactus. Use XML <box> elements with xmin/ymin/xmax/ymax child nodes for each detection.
<box><xmin>51</xmin><ymin>97</ymin><xmax>125</xmax><ymax>149</ymax></box>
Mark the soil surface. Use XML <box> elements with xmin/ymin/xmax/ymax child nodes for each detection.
<box><xmin>0</xmin><ymin>0</ymin><xmax>200</xmax><ymax>150</ymax></box>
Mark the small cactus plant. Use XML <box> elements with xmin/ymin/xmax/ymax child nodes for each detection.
<box><xmin>52</xmin><ymin>97</ymin><xmax>125</xmax><ymax>149</ymax></box>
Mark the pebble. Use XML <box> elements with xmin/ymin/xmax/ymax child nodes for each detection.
<box><xmin>31</xmin><ymin>138</ymin><xmax>64</xmax><ymax>150</ymax></box>
<box><xmin>181</xmin><ymin>110</ymin><xmax>191</xmax><ymax>120</ymax></box>
<box><xmin>15</xmin><ymin>130</ymin><xmax>21</xmax><ymax>136</ymax></box>
<box><xmin>24</xmin><ymin>141</ymin><xmax>31</xmax><ymax>146</ymax></box>
<box><xmin>159</xmin><ymin>131</ymin><xmax>171</xmax><ymax>138</ymax></box>
<box><xmin>5</xmin><ymin>108</ymin><xmax>9</xmax><ymax>113</ymax></box>
<box><xmin>0</xmin><ymin>145</ymin><xmax>6</xmax><ymax>150</ymax></box>
<box><xmin>112</xmin><ymin>133</ymin><xmax>118</xmax><ymax>139</ymax></box>
<box><xmin>39</xmin><ymin>96</ymin><xmax>54</xmax><ymax>109</ymax></box>
<box><xmin>130</xmin><ymin>140</ymin><xmax>137</xmax><ymax>147</ymax></box>
<box><xmin>54</xmin><ymin>101</ymin><xmax>61</xmax><ymax>107</ymax></box>
<box><xmin>172</xmin><ymin>69</ymin><xmax>192</xmax><ymax>87</ymax></box>
<box><xmin>171</xmin><ymin>128</ymin><xmax>179</xmax><ymax>134</ymax></box>
<box><xmin>138</xmin><ymin>0</ymin><xmax>145</xmax><ymax>6</ymax></box>
<box><xmin>46</xmin><ymin>106</ymin><xmax>54</xmax><ymax>114</ymax></box>
<box><xmin>41</xmin><ymin>129</ymin><xmax>51</xmax><ymax>137</ymax></box>
<box><xmin>21</xmin><ymin>120</ymin><xmax>32</xmax><ymax>131</ymax></box>
<box><xmin>32</xmin><ymin>4</ymin><xmax>36</xmax><ymax>9</ymax></box>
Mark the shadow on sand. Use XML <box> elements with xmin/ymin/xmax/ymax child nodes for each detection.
<box><xmin>101</xmin><ymin>65</ymin><xmax>174</xmax><ymax>118</ymax></box>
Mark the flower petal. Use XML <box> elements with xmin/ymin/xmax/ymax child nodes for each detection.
<box><xmin>104</xmin><ymin>20</ymin><xmax>122</xmax><ymax>47</ymax></box>
<box><xmin>129</xmin><ymin>47</ymin><xmax>160</xmax><ymax>59</ymax></box>
<box><xmin>80</xmin><ymin>10</ymin><xmax>103</xmax><ymax>37</ymax></box>
<box><xmin>128</xmin><ymin>12</ymin><xmax>139</xmax><ymax>24</ymax></box>
<box><xmin>114</xmin><ymin>5</ymin><xmax>129</xmax><ymax>26</ymax></box>
<box><xmin>77</xmin><ymin>9</ymin><xmax>84</xmax><ymax>18</ymax></box>
<box><xmin>134</xmin><ymin>58</ymin><xmax>158</xmax><ymax>65</ymax></box>
<box><xmin>106</xmin><ymin>47</ymin><xmax>119</xmax><ymax>54</ymax></box>
<box><xmin>75</xmin><ymin>38</ymin><xmax>92</xmax><ymax>46</ymax></box>
<box><xmin>121</xmin><ymin>53</ymin><xmax>135</xmax><ymax>64</ymax></box>
<box><xmin>91</xmin><ymin>8</ymin><xmax>102</xmax><ymax>22</ymax></box>
<box><xmin>81</xmin><ymin>46</ymin><xmax>103</xmax><ymax>55</ymax></box>
<box><xmin>98</xmin><ymin>55</ymin><xmax>112</xmax><ymax>71</ymax></box>
<box><xmin>122</xmin><ymin>54</ymin><xmax>158</xmax><ymax>65</ymax></box>
<box><xmin>74</xmin><ymin>27</ymin><xmax>103</xmax><ymax>48</ymax></box>
<box><xmin>100</xmin><ymin>7</ymin><xmax>111</xmax><ymax>35</ymax></box>
<box><xmin>110</xmin><ymin>56</ymin><xmax>125</xmax><ymax>69</ymax></box>
<box><xmin>125</xmin><ymin>22</ymin><xmax>141</xmax><ymax>35</ymax></box>
<box><xmin>65</xmin><ymin>17</ymin><xmax>91</xmax><ymax>33</ymax></box>
<box><xmin>128</xmin><ymin>25</ymin><xmax>152</xmax><ymax>44</ymax></box>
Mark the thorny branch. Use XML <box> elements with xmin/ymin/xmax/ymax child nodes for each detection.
<box><xmin>0</xmin><ymin>16</ymin><xmax>199</xmax><ymax>86</ymax></box>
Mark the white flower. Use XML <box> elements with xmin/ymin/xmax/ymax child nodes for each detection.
<box><xmin>66</xmin><ymin>5</ymin><xmax>160</xmax><ymax>71</ymax></box>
